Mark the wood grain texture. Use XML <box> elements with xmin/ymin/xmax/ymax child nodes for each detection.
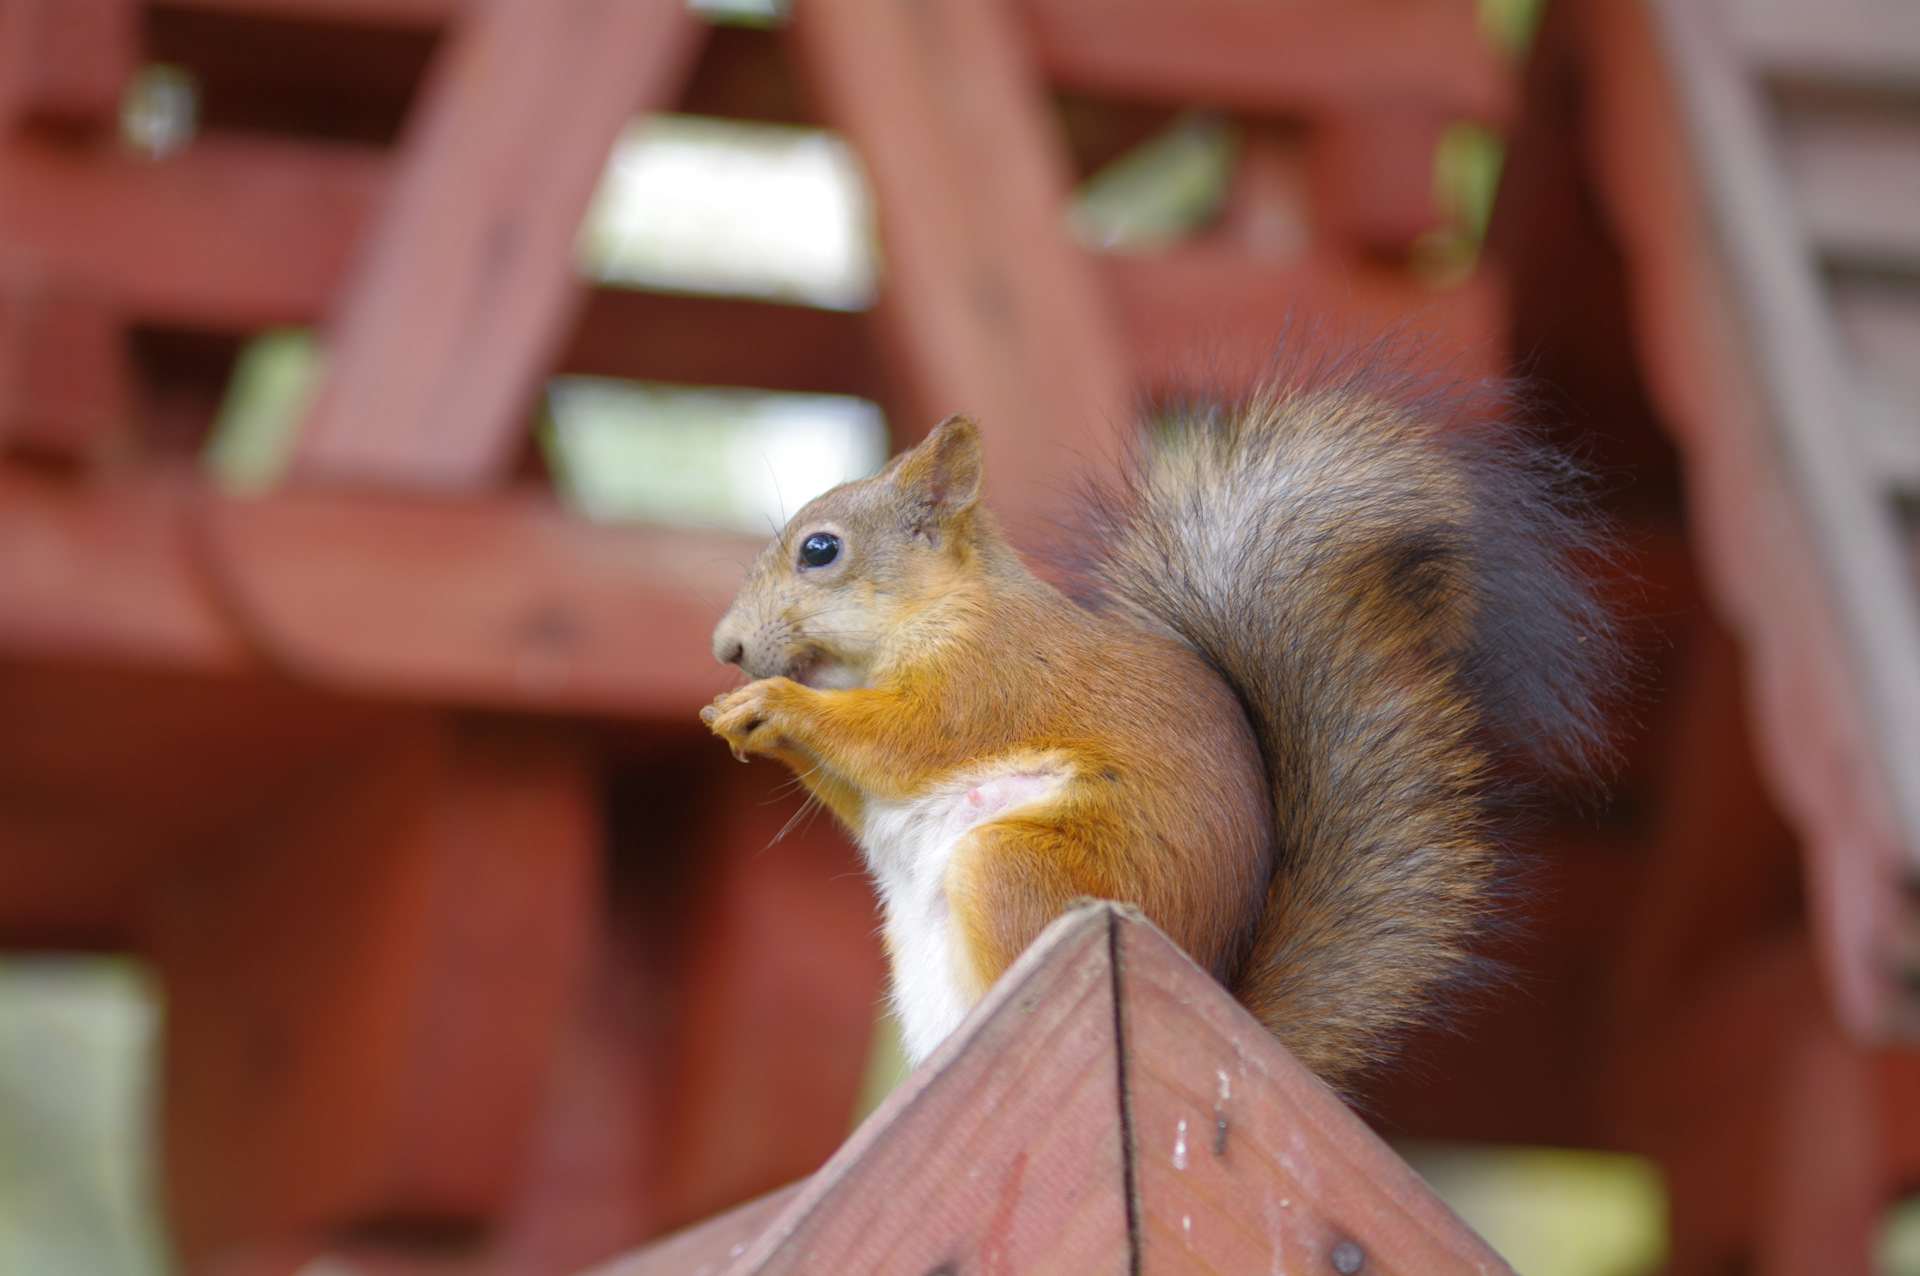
<box><xmin>0</xmin><ymin>130</ymin><xmax>385</xmax><ymax>329</ymax></box>
<box><xmin>1019</xmin><ymin>0</ymin><xmax>1511</xmax><ymax>124</ymax></box>
<box><xmin>1114</xmin><ymin>913</ymin><xmax>1513</xmax><ymax>1276</ymax></box>
<box><xmin>583</xmin><ymin>1186</ymin><xmax>804</xmax><ymax>1276</ymax></box>
<box><xmin>291</xmin><ymin>0</ymin><xmax>704</xmax><ymax>490</ymax></box>
<box><xmin>789</xmin><ymin>0</ymin><xmax>1133</xmax><ymax>544</ymax></box>
<box><xmin>198</xmin><ymin>486</ymin><xmax>757</xmax><ymax>717</ymax></box>
<box><xmin>591</xmin><ymin>904</ymin><xmax>1510</xmax><ymax>1275</ymax></box>
<box><xmin>728</xmin><ymin>905</ymin><xmax>1130</xmax><ymax>1275</ymax></box>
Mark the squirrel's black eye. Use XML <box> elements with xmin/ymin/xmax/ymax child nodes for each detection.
<box><xmin>799</xmin><ymin>532</ymin><xmax>841</xmax><ymax>568</ymax></box>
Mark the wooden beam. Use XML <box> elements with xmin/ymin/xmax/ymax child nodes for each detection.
<box><xmin>1727</xmin><ymin>0</ymin><xmax>1920</xmax><ymax>89</ymax></box>
<box><xmin>1018</xmin><ymin>0</ymin><xmax>1513</xmax><ymax>125</ymax></box>
<box><xmin>0</xmin><ymin>461</ymin><xmax>759</xmax><ymax>717</ymax></box>
<box><xmin>693</xmin><ymin>905</ymin><xmax>1131</xmax><ymax>1275</ymax></box>
<box><xmin>584</xmin><ymin>1186</ymin><xmax>803</xmax><ymax>1276</ymax></box>
<box><xmin>652</xmin><ymin>764</ymin><xmax>886</xmax><ymax>1231</ymax></box>
<box><xmin>592</xmin><ymin>904</ymin><xmax>1513</xmax><ymax>1274</ymax></box>
<box><xmin>162</xmin><ymin>0</ymin><xmax>461</xmax><ymax>25</ymax></box>
<box><xmin>0</xmin><ymin>462</ymin><xmax>246</xmax><ymax>670</ymax></box>
<box><xmin>558</xmin><ymin>288</ymin><xmax>891</xmax><ymax>408</ymax></box>
<box><xmin>0</xmin><ymin>266</ymin><xmax>129</xmax><ymax>456</ymax></box>
<box><xmin>1115</xmin><ymin>912</ymin><xmax>1514</xmax><ymax>1274</ymax></box>
<box><xmin>1102</xmin><ymin>248</ymin><xmax>1508</xmax><ymax>400</ymax></box>
<box><xmin>289</xmin><ymin>0</ymin><xmax>705</xmax><ymax>491</ymax></box>
<box><xmin>1776</xmin><ymin>109</ymin><xmax>1920</xmax><ymax>271</ymax></box>
<box><xmin>1584</xmin><ymin>0</ymin><xmax>1911</xmax><ymax>1032</ymax></box>
<box><xmin>788</xmin><ymin>0</ymin><xmax>1133</xmax><ymax>544</ymax></box>
<box><xmin>155</xmin><ymin>714</ymin><xmax>598</xmax><ymax>1257</ymax></box>
<box><xmin>0</xmin><ymin>130</ymin><xmax>385</xmax><ymax>330</ymax></box>
<box><xmin>198</xmin><ymin>486</ymin><xmax>756</xmax><ymax>718</ymax></box>
<box><xmin>0</xmin><ymin>0</ymin><xmax>138</xmax><ymax>127</ymax></box>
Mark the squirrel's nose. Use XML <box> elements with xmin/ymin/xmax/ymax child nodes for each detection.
<box><xmin>712</xmin><ymin>612</ymin><xmax>747</xmax><ymax>666</ymax></box>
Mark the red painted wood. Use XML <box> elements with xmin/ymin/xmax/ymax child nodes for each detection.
<box><xmin>1019</xmin><ymin>0</ymin><xmax>1512</xmax><ymax>125</ymax></box>
<box><xmin>653</xmin><ymin>765</ymin><xmax>886</xmax><ymax>1231</ymax></box>
<box><xmin>559</xmin><ymin>288</ymin><xmax>892</xmax><ymax>410</ymax></box>
<box><xmin>1102</xmin><ymin>248</ymin><xmax>1508</xmax><ymax>399</ymax></box>
<box><xmin>155</xmin><ymin>715</ymin><xmax>597</xmax><ymax>1259</ymax></box>
<box><xmin>198</xmin><ymin>486</ymin><xmax>755</xmax><ymax>717</ymax></box>
<box><xmin>789</xmin><ymin>0</ymin><xmax>1133</xmax><ymax>544</ymax></box>
<box><xmin>0</xmin><ymin>0</ymin><xmax>137</xmax><ymax>126</ymax></box>
<box><xmin>0</xmin><ymin>662</ymin><xmax>392</xmax><ymax>949</ymax></box>
<box><xmin>0</xmin><ymin>266</ymin><xmax>129</xmax><ymax>455</ymax></box>
<box><xmin>290</xmin><ymin>0</ymin><xmax>704</xmax><ymax>491</ymax></box>
<box><xmin>714</xmin><ymin>905</ymin><xmax>1130</xmax><ymax>1275</ymax></box>
<box><xmin>1311</xmin><ymin>106</ymin><xmax>1449</xmax><ymax>255</ymax></box>
<box><xmin>584</xmin><ymin>1186</ymin><xmax>803</xmax><ymax>1276</ymax></box>
<box><xmin>0</xmin><ymin>130</ymin><xmax>385</xmax><ymax>329</ymax></box>
<box><xmin>1115</xmin><ymin>914</ymin><xmax>1513</xmax><ymax>1275</ymax></box>
<box><xmin>1581</xmin><ymin>0</ymin><xmax>1905</xmax><ymax>1034</ymax></box>
<box><xmin>167</xmin><ymin>0</ymin><xmax>460</xmax><ymax>25</ymax></box>
<box><xmin>594</xmin><ymin>906</ymin><xmax>1510</xmax><ymax>1275</ymax></box>
<box><xmin>0</xmin><ymin>462</ymin><xmax>245</xmax><ymax>670</ymax></box>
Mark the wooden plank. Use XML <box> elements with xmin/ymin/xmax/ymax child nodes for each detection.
<box><xmin>608</xmin><ymin>905</ymin><xmax>1131</xmax><ymax>1275</ymax></box>
<box><xmin>1113</xmin><ymin>912</ymin><xmax>1513</xmax><ymax>1275</ymax></box>
<box><xmin>377</xmin><ymin>719</ymin><xmax>600</xmax><ymax>1219</ymax></box>
<box><xmin>1650</xmin><ymin>0</ymin><xmax>1920</xmax><ymax>997</ymax></box>
<box><xmin>583</xmin><ymin>1186</ymin><xmax>804</xmax><ymax>1276</ymax></box>
<box><xmin>198</xmin><ymin>487</ymin><xmax>758</xmax><ymax>717</ymax></box>
<box><xmin>165</xmin><ymin>0</ymin><xmax>461</xmax><ymax>25</ymax></box>
<box><xmin>0</xmin><ymin>130</ymin><xmax>385</xmax><ymax>329</ymax></box>
<box><xmin>0</xmin><ymin>662</ymin><xmax>391</xmax><ymax>949</ymax></box>
<box><xmin>0</xmin><ymin>267</ymin><xmax>129</xmax><ymax>456</ymax></box>
<box><xmin>0</xmin><ymin>0</ymin><xmax>138</xmax><ymax>126</ymax></box>
<box><xmin>1831</xmin><ymin>280</ymin><xmax>1920</xmax><ymax>490</ymax></box>
<box><xmin>1727</xmin><ymin>0</ymin><xmax>1920</xmax><ymax>90</ymax></box>
<box><xmin>154</xmin><ymin>715</ymin><xmax>597</xmax><ymax>1257</ymax></box>
<box><xmin>789</xmin><ymin>0</ymin><xmax>1133</xmax><ymax>545</ymax></box>
<box><xmin>1103</xmin><ymin>248</ymin><xmax>1508</xmax><ymax>400</ymax></box>
<box><xmin>1776</xmin><ymin>107</ymin><xmax>1920</xmax><ymax>272</ymax></box>
<box><xmin>290</xmin><ymin>0</ymin><xmax>704</xmax><ymax>491</ymax></box>
<box><xmin>1019</xmin><ymin>0</ymin><xmax>1512</xmax><ymax>124</ymax></box>
<box><xmin>652</xmin><ymin>765</ymin><xmax>886</xmax><ymax>1232</ymax></box>
<box><xmin>0</xmin><ymin>461</ymin><xmax>246</xmax><ymax>670</ymax></box>
<box><xmin>559</xmin><ymin>288</ymin><xmax>891</xmax><ymax>407</ymax></box>
<box><xmin>594</xmin><ymin>903</ymin><xmax>1511</xmax><ymax>1276</ymax></box>
<box><xmin>1584</xmin><ymin>0</ymin><xmax>1910</xmax><ymax>1032</ymax></box>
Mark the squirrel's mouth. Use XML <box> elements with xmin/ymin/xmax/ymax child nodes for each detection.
<box><xmin>784</xmin><ymin>650</ymin><xmax>864</xmax><ymax>691</ymax></box>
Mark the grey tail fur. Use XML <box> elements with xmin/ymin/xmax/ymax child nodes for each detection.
<box><xmin>1077</xmin><ymin>363</ymin><xmax>1623</xmax><ymax>1088</ymax></box>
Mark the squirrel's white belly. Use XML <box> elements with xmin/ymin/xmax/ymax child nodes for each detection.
<box><xmin>857</xmin><ymin>762</ymin><xmax>1068</xmax><ymax>1064</ymax></box>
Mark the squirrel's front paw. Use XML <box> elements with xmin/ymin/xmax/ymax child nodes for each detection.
<box><xmin>702</xmin><ymin>679</ymin><xmax>791</xmax><ymax>761</ymax></box>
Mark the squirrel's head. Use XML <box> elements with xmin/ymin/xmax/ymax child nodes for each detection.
<box><xmin>711</xmin><ymin>414</ymin><xmax>988</xmax><ymax>688</ymax></box>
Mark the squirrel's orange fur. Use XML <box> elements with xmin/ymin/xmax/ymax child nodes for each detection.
<box><xmin>705</xmin><ymin>372</ymin><xmax>1618</xmax><ymax>1088</ymax></box>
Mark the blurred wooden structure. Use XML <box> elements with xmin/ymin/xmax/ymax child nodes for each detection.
<box><xmin>3</xmin><ymin>0</ymin><xmax>1914</xmax><ymax>1272</ymax></box>
<box><xmin>589</xmin><ymin>904</ymin><xmax>1514</xmax><ymax>1276</ymax></box>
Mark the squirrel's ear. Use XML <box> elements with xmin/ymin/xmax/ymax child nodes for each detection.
<box><xmin>890</xmin><ymin>415</ymin><xmax>984</xmax><ymax>538</ymax></box>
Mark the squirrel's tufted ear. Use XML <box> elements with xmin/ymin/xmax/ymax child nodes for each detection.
<box><xmin>889</xmin><ymin>415</ymin><xmax>984</xmax><ymax>539</ymax></box>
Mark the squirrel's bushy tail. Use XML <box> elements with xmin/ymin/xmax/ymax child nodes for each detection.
<box><xmin>1082</xmin><ymin>359</ymin><xmax>1622</xmax><ymax>1087</ymax></box>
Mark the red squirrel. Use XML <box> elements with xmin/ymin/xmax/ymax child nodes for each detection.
<box><xmin>703</xmin><ymin>371</ymin><xmax>1619</xmax><ymax>1089</ymax></box>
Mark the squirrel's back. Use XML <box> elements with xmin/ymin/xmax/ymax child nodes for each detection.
<box><xmin>1079</xmin><ymin>362</ymin><xmax>1622</xmax><ymax>1085</ymax></box>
